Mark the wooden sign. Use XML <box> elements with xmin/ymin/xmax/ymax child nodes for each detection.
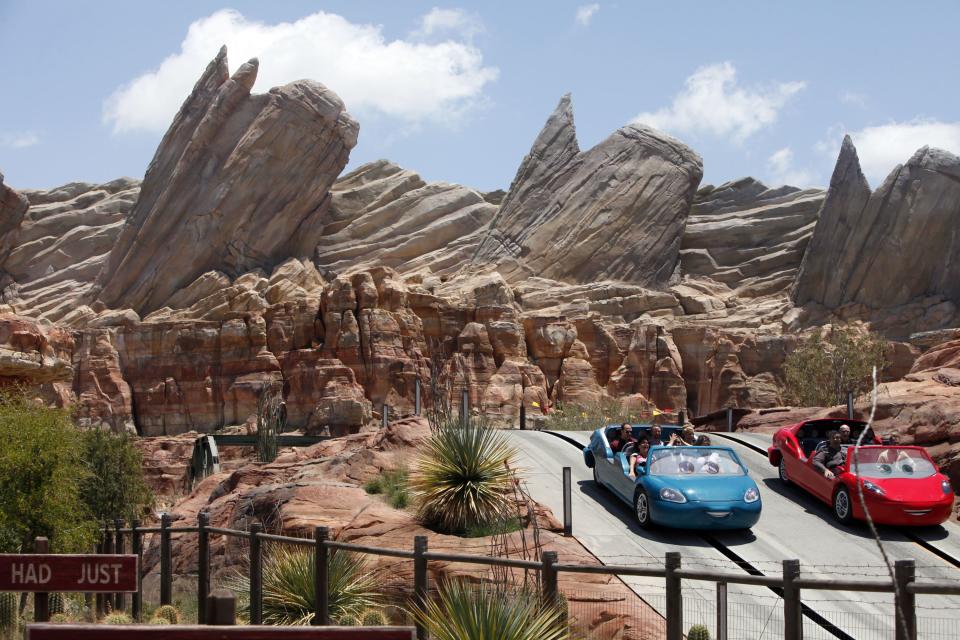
<box><xmin>27</xmin><ymin>626</ymin><xmax>416</xmax><ymax>639</ymax></box>
<box><xmin>0</xmin><ymin>554</ymin><xmax>137</xmax><ymax>592</ymax></box>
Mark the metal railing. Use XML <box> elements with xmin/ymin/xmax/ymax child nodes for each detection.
<box><xmin>96</xmin><ymin>515</ymin><xmax>960</xmax><ymax>640</ymax></box>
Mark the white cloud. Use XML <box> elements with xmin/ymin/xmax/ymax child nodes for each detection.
<box><xmin>103</xmin><ymin>9</ymin><xmax>498</xmax><ymax>134</ymax></box>
<box><xmin>0</xmin><ymin>131</ymin><xmax>40</xmax><ymax>149</ymax></box>
<box><xmin>766</xmin><ymin>146</ymin><xmax>815</xmax><ymax>187</ymax></box>
<box><xmin>633</xmin><ymin>62</ymin><xmax>805</xmax><ymax>143</ymax></box>
<box><xmin>839</xmin><ymin>90</ymin><xmax>866</xmax><ymax>108</ymax></box>
<box><xmin>576</xmin><ymin>4</ymin><xmax>600</xmax><ymax>26</ymax></box>
<box><xmin>412</xmin><ymin>7</ymin><xmax>483</xmax><ymax>40</ymax></box>
<box><xmin>817</xmin><ymin>119</ymin><xmax>960</xmax><ymax>185</ymax></box>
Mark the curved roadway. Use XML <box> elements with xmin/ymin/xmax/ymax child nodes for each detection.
<box><xmin>504</xmin><ymin>429</ymin><xmax>960</xmax><ymax>640</ymax></box>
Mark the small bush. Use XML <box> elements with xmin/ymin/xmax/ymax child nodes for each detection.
<box><xmin>148</xmin><ymin>617</ymin><xmax>172</xmax><ymax>624</ymax></box>
<box><xmin>361</xmin><ymin>609</ymin><xmax>389</xmax><ymax>626</ymax></box>
<box><xmin>337</xmin><ymin>613</ymin><xmax>359</xmax><ymax>626</ymax></box>
<box><xmin>464</xmin><ymin>516</ymin><xmax>522</xmax><ymax>538</ymax></box>
<box><xmin>546</xmin><ymin>398</ymin><xmax>653</xmax><ymax>431</ymax></box>
<box><xmin>365</xmin><ymin>468</ymin><xmax>410</xmax><ymax>509</ymax></box>
<box><xmin>80</xmin><ymin>428</ymin><xmax>154</xmax><ymax>523</ymax></box>
<box><xmin>412</xmin><ymin>580</ymin><xmax>571</xmax><ymax>640</ymax></box>
<box><xmin>152</xmin><ymin>604</ymin><xmax>181</xmax><ymax>624</ymax></box>
<box><xmin>412</xmin><ymin>420</ymin><xmax>517</xmax><ymax>535</ymax></box>
<box><xmin>48</xmin><ymin>613</ymin><xmax>70</xmax><ymax>624</ymax></box>
<box><xmin>783</xmin><ymin>326</ymin><xmax>887</xmax><ymax>407</ymax></box>
<box><xmin>688</xmin><ymin>623</ymin><xmax>711</xmax><ymax>640</ymax></box>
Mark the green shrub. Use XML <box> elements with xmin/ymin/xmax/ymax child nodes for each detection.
<box><xmin>365</xmin><ymin>468</ymin><xmax>410</xmax><ymax>510</ymax></box>
<box><xmin>546</xmin><ymin>398</ymin><xmax>652</xmax><ymax>431</ymax></box>
<box><xmin>464</xmin><ymin>516</ymin><xmax>522</xmax><ymax>538</ymax></box>
<box><xmin>148</xmin><ymin>616</ymin><xmax>172</xmax><ymax>624</ymax></box>
<box><xmin>688</xmin><ymin>623</ymin><xmax>711</xmax><ymax>640</ymax></box>
<box><xmin>783</xmin><ymin>326</ymin><xmax>887</xmax><ymax>407</ymax></box>
<box><xmin>337</xmin><ymin>612</ymin><xmax>359</xmax><ymax>626</ymax></box>
<box><xmin>229</xmin><ymin>545</ymin><xmax>382</xmax><ymax>625</ymax></box>
<box><xmin>79</xmin><ymin>428</ymin><xmax>154</xmax><ymax>523</ymax></box>
<box><xmin>152</xmin><ymin>604</ymin><xmax>180</xmax><ymax>624</ymax></box>
<box><xmin>412</xmin><ymin>581</ymin><xmax>571</xmax><ymax>640</ymax></box>
<box><xmin>102</xmin><ymin>612</ymin><xmax>132</xmax><ymax>624</ymax></box>
<box><xmin>411</xmin><ymin>420</ymin><xmax>517</xmax><ymax>534</ymax></box>
<box><xmin>0</xmin><ymin>391</ymin><xmax>97</xmax><ymax>553</ymax></box>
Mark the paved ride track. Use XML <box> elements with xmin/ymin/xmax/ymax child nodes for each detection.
<box><xmin>505</xmin><ymin>429</ymin><xmax>960</xmax><ymax>639</ymax></box>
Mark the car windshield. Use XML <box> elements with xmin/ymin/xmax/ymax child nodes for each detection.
<box><xmin>648</xmin><ymin>448</ymin><xmax>745</xmax><ymax>476</ymax></box>
<box><xmin>847</xmin><ymin>447</ymin><xmax>937</xmax><ymax>479</ymax></box>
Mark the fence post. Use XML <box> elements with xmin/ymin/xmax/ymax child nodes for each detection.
<box><xmin>665</xmin><ymin>551</ymin><xmax>682</xmax><ymax>640</ymax></box>
<box><xmin>382</xmin><ymin>404</ymin><xmax>389</xmax><ymax>428</ymax></box>
<box><xmin>314</xmin><ymin>526</ymin><xmax>330</xmax><ymax>625</ymax></box>
<box><xmin>208</xmin><ymin>589</ymin><xmax>236</xmax><ymax>625</ymax></box>
<box><xmin>716</xmin><ymin>582</ymin><xmax>728</xmax><ymax>640</ymax></box>
<box><xmin>130</xmin><ymin>519</ymin><xmax>142</xmax><ymax>621</ymax></box>
<box><xmin>114</xmin><ymin>519</ymin><xmax>125</xmax><ymax>613</ymax></box>
<box><xmin>95</xmin><ymin>528</ymin><xmax>107</xmax><ymax>617</ymax></box>
<box><xmin>519</xmin><ymin>401</ymin><xmax>526</xmax><ymax>430</ymax></box>
<box><xmin>541</xmin><ymin>551</ymin><xmax>559</xmax><ymax>606</ymax></box>
<box><xmin>33</xmin><ymin>537</ymin><xmax>49</xmax><ymax>622</ymax></box>
<box><xmin>726</xmin><ymin>407</ymin><xmax>734</xmax><ymax>432</ymax></box>
<box><xmin>413</xmin><ymin>536</ymin><xmax>429</xmax><ymax>640</ymax></box>
<box><xmin>783</xmin><ymin>559</ymin><xmax>802</xmax><ymax>640</ymax></box>
<box><xmin>197</xmin><ymin>512</ymin><xmax>210</xmax><ymax>624</ymax></box>
<box><xmin>895</xmin><ymin>559</ymin><xmax>916</xmax><ymax>640</ymax></box>
<box><xmin>160</xmin><ymin>513</ymin><xmax>172</xmax><ymax>606</ymax></box>
<box><xmin>562</xmin><ymin>467</ymin><xmax>572</xmax><ymax>536</ymax></box>
<box><xmin>415</xmin><ymin>377</ymin><xmax>422</xmax><ymax>416</ymax></box>
<box><xmin>847</xmin><ymin>391</ymin><xmax>854</xmax><ymax>419</ymax></box>
<box><xmin>249</xmin><ymin>522</ymin><xmax>263</xmax><ymax>625</ymax></box>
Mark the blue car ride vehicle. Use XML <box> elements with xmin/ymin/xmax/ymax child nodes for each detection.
<box><xmin>583</xmin><ymin>424</ymin><xmax>761</xmax><ymax>530</ymax></box>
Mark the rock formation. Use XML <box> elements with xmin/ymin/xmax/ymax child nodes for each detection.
<box><xmin>93</xmin><ymin>47</ymin><xmax>358</xmax><ymax>314</ymax></box>
<box><xmin>794</xmin><ymin>136</ymin><xmax>960</xmax><ymax>313</ymax></box>
<box><xmin>473</xmin><ymin>94</ymin><xmax>704</xmax><ymax>286</ymax></box>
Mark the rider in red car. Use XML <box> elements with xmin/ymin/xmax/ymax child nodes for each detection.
<box><xmin>813</xmin><ymin>431</ymin><xmax>846</xmax><ymax>479</ymax></box>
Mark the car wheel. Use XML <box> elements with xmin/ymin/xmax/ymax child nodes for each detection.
<box><xmin>634</xmin><ymin>489</ymin><xmax>653</xmax><ymax>529</ymax></box>
<box><xmin>833</xmin><ymin>487</ymin><xmax>854</xmax><ymax>525</ymax></box>
<box><xmin>779</xmin><ymin>458</ymin><xmax>790</xmax><ymax>485</ymax></box>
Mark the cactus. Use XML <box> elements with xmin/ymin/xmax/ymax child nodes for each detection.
<box><xmin>49</xmin><ymin>592</ymin><xmax>65</xmax><ymax>616</ymax></box>
<box><xmin>148</xmin><ymin>616</ymin><xmax>172</xmax><ymax>624</ymax></box>
<box><xmin>361</xmin><ymin>609</ymin><xmax>389</xmax><ymax>626</ymax></box>
<box><xmin>688</xmin><ymin>624</ymin><xmax>711</xmax><ymax>640</ymax></box>
<box><xmin>0</xmin><ymin>592</ymin><xmax>18</xmax><ymax>631</ymax></box>
<box><xmin>256</xmin><ymin>388</ymin><xmax>285</xmax><ymax>463</ymax></box>
<box><xmin>49</xmin><ymin>613</ymin><xmax>70</xmax><ymax>624</ymax></box>
<box><xmin>152</xmin><ymin>604</ymin><xmax>181</xmax><ymax>624</ymax></box>
<box><xmin>337</xmin><ymin>612</ymin><xmax>359</xmax><ymax>626</ymax></box>
<box><xmin>103</xmin><ymin>612</ymin><xmax>133</xmax><ymax>625</ymax></box>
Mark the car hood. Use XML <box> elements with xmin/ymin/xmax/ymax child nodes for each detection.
<box><xmin>650</xmin><ymin>475</ymin><xmax>757</xmax><ymax>502</ymax></box>
<box><xmin>853</xmin><ymin>475</ymin><xmax>950</xmax><ymax>503</ymax></box>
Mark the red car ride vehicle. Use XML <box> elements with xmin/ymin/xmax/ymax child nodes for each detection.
<box><xmin>767</xmin><ymin>419</ymin><xmax>955</xmax><ymax>526</ymax></box>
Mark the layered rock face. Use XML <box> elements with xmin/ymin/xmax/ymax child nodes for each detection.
<box><xmin>794</xmin><ymin>137</ymin><xmax>960</xmax><ymax>315</ymax></box>
<box><xmin>93</xmin><ymin>47</ymin><xmax>358</xmax><ymax>315</ymax></box>
<box><xmin>0</xmin><ymin>177</ymin><xmax>139</xmax><ymax>322</ymax></box>
<box><xmin>473</xmin><ymin>95</ymin><xmax>704</xmax><ymax>286</ymax></box>
<box><xmin>682</xmin><ymin>178</ymin><xmax>824</xmax><ymax>298</ymax></box>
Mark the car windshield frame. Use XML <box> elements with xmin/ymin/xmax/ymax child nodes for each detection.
<box><xmin>845</xmin><ymin>446</ymin><xmax>937</xmax><ymax>480</ymax></box>
<box><xmin>647</xmin><ymin>447</ymin><xmax>746</xmax><ymax>477</ymax></box>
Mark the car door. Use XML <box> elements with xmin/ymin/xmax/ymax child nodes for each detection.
<box><xmin>609</xmin><ymin>453</ymin><xmax>636</xmax><ymax>502</ymax></box>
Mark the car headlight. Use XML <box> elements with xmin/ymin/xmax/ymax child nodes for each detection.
<box><xmin>863</xmin><ymin>480</ymin><xmax>885</xmax><ymax>496</ymax></box>
<box><xmin>659</xmin><ymin>487</ymin><xmax>687</xmax><ymax>503</ymax></box>
<box><xmin>744</xmin><ymin>487</ymin><xmax>760</xmax><ymax>503</ymax></box>
<box><xmin>942</xmin><ymin>480</ymin><xmax>953</xmax><ymax>495</ymax></box>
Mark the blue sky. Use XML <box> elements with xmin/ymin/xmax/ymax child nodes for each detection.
<box><xmin>2</xmin><ymin>0</ymin><xmax>959</xmax><ymax>193</ymax></box>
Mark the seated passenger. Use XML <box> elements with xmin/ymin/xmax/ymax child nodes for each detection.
<box><xmin>669</xmin><ymin>425</ymin><xmax>697</xmax><ymax>447</ymax></box>
<box><xmin>838</xmin><ymin>424</ymin><xmax>852</xmax><ymax>445</ymax></box>
<box><xmin>695</xmin><ymin>435</ymin><xmax>711</xmax><ymax>446</ymax></box>
<box><xmin>648</xmin><ymin>424</ymin><xmax>667</xmax><ymax>447</ymax></box>
<box><xmin>813</xmin><ymin>431</ymin><xmax>846</xmax><ymax>479</ymax></box>
<box><xmin>609</xmin><ymin>423</ymin><xmax>636</xmax><ymax>454</ymax></box>
<box><xmin>629</xmin><ymin>438</ymin><xmax>650</xmax><ymax>477</ymax></box>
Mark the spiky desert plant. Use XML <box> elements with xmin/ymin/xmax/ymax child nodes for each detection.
<box><xmin>412</xmin><ymin>581</ymin><xmax>571</xmax><ymax>640</ymax></box>
<box><xmin>688</xmin><ymin>624</ymin><xmax>712</xmax><ymax>640</ymax></box>
<box><xmin>152</xmin><ymin>604</ymin><xmax>180</xmax><ymax>624</ymax></box>
<box><xmin>337</xmin><ymin>612</ymin><xmax>359</xmax><ymax>626</ymax></box>
<box><xmin>256</xmin><ymin>387</ymin><xmax>285</xmax><ymax>463</ymax></box>
<box><xmin>103</xmin><ymin>612</ymin><xmax>132</xmax><ymax>624</ymax></box>
<box><xmin>49</xmin><ymin>613</ymin><xmax>70</xmax><ymax>624</ymax></box>
<box><xmin>148</xmin><ymin>616</ymin><xmax>172</xmax><ymax>624</ymax></box>
<box><xmin>361</xmin><ymin>608</ymin><xmax>389</xmax><ymax>626</ymax></box>
<box><xmin>229</xmin><ymin>545</ymin><xmax>382</xmax><ymax>625</ymax></box>
<box><xmin>49</xmin><ymin>592</ymin><xmax>65</xmax><ymax>615</ymax></box>
<box><xmin>411</xmin><ymin>420</ymin><xmax>517</xmax><ymax>534</ymax></box>
<box><xmin>0</xmin><ymin>592</ymin><xmax>18</xmax><ymax>632</ymax></box>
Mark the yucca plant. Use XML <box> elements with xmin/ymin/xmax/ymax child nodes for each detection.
<box><xmin>411</xmin><ymin>420</ymin><xmax>517</xmax><ymax>534</ymax></box>
<box><xmin>412</xmin><ymin>580</ymin><xmax>571</xmax><ymax>640</ymax></box>
<box><xmin>229</xmin><ymin>545</ymin><xmax>383</xmax><ymax>625</ymax></box>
